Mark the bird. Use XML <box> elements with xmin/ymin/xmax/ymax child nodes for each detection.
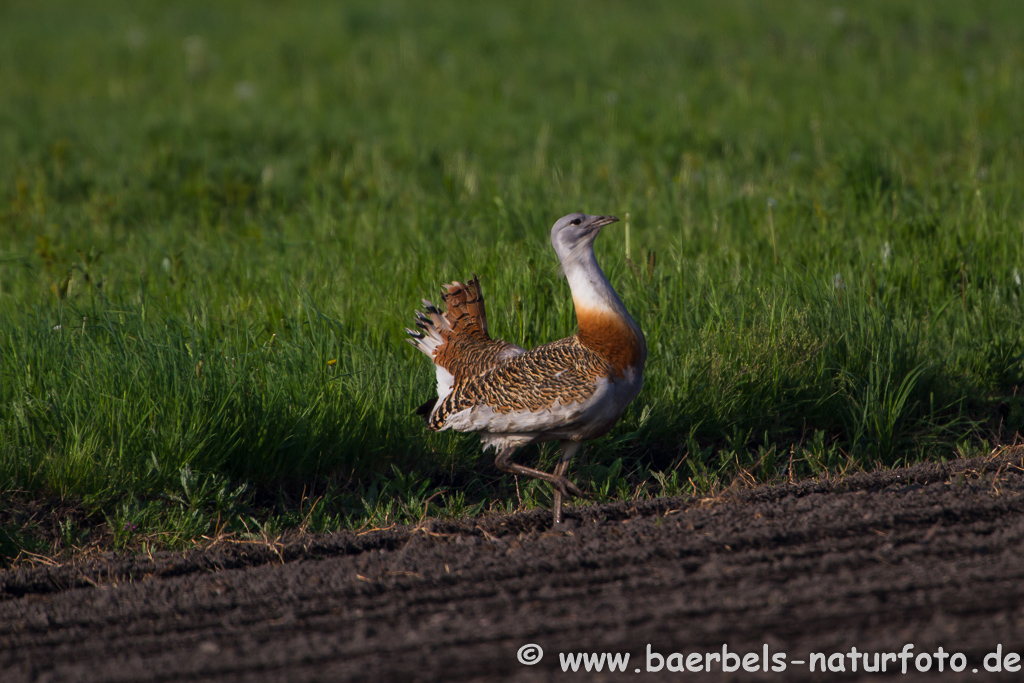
<box><xmin>405</xmin><ymin>213</ymin><xmax>646</xmax><ymax>525</ymax></box>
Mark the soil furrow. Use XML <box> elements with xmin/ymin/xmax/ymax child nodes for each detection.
<box><xmin>3</xmin><ymin>448</ymin><xmax>1024</xmax><ymax>681</ymax></box>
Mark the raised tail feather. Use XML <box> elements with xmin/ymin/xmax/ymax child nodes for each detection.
<box><xmin>407</xmin><ymin>276</ymin><xmax>524</xmax><ymax>412</ymax></box>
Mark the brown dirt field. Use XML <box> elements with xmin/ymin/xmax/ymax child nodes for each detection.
<box><xmin>3</xmin><ymin>448</ymin><xmax>1024</xmax><ymax>682</ymax></box>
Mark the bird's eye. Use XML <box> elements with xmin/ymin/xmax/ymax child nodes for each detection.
<box><xmin>570</xmin><ymin>217</ymin><xmax>582</xmax><ymax>225</ymax></box>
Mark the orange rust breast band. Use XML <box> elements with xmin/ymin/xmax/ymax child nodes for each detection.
<box><xmin>574</xmin><ymin>308</ymin><xmax>643</xmax><ymax>377</ymax></box>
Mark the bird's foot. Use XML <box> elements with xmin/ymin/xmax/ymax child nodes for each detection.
<box><xmin>553</xmin><ymin>476</ymin><xmax>586</xmax><ymax>499</ymax></box>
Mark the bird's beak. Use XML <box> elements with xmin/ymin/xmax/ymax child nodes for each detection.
<box><xmin>584</xmin><ymin>215</ymin><xmax>619</xmax><ymax>237</ymax></box>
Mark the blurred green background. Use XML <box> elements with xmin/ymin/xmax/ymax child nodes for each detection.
<box><xmin>1</xmin><ymin>0</ymin><xmax>1022</xmax><ymax>560</ymax></box>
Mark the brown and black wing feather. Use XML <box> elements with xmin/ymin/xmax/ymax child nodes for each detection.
<box><xmin>427</xmin><ymin>336</ymin><xmax>610</xmax><ymax>431</ymax></box>
<box><xmin>432</xmin><ymin>276</ymin><xmax>524</xmax><ymax>381</ymax></box>
<box><xmin>407</xmin><ymin>276</ymin><xmax>525</xmax><ymax>421</ymax></box>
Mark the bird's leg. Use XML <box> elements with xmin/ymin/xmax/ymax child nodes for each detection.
<box><xmin>551</xmin><ymin>441</ymin><xmax>582</xmax><ymax>525</ymax></box>
<box><xmin>494</xmin><ymin>446</ymin><xmax>560</xmax><ymax>487</ymax></box>
<box><xmin>494</xmin><ymin>446</ymin><xmax>585</xmax><ymax>524</ymax></box>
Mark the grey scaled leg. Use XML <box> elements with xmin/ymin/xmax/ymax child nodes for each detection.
<box><xmin>494</xmin><ymin>444</ymin><xmax>584</xmax><ymax>525</ymax></box>
<box><xmin>551</xmin><ymin>441</ymin><xmax>582</xmax><ymax>525</ymax></box>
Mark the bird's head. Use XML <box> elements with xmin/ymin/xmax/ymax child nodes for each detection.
<box><xmin>550</xmin><ymin>213</ymin><xmax>619</xmax><ymax>263</ymax></box>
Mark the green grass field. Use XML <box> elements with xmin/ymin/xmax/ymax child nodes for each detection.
<box><xmin>2</xmin><ymin>0</ymin><xmax>1022</xmax><ymax>563</ymax></box>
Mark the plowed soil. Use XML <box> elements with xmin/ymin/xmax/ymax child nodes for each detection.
<box><xmin>3</xmin><ymin>448</ymin><xmax>1024</xmax><ymax>682</ymax></box>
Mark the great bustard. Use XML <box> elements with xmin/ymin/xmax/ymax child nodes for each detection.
<box><xmin>406</xmin><ymin>213</ymin><xmax>647</xmax><ymax>525</ymax></box>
